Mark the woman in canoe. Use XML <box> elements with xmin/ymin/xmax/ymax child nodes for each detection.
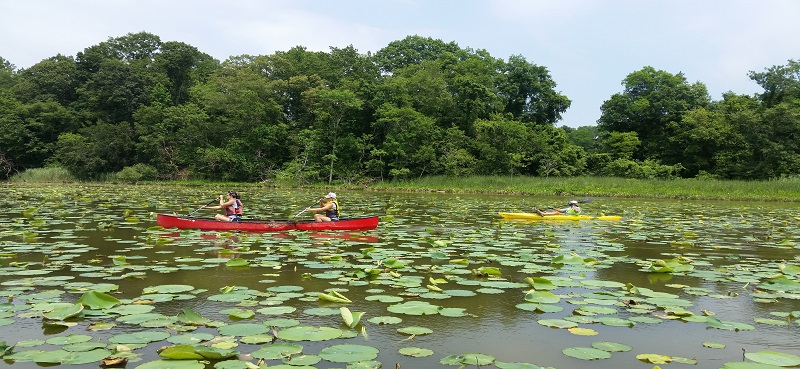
<box><xmin>534</xmin><ymin>200</ymin><xmax>581</xmax><ymax>216</ymax></box>
<box><xmin>307</xmin><ymin>192</ymin><xmax>339</xmax><ymax>222</ymax></box>
<box><xmin>204</xmin><ymin>191</ymin><xmax>243</xmax><ymax>222</ymax></box>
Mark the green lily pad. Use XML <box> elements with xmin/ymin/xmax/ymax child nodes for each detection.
<box><xmin>42</xmin><ymin>302</ymin><xmax>83</xmax><ymax>320</ymax></box>
<box><xmin>219</xmin><ymin>308</ymin><xmax>255</xmax><ymax>319</ymax></box>
<box><xmin>251</xmin><ymin>343</ymin><xmax>303</xmax><ymax>360</ymax></box>
<box><xmin>494</xmin><ymin>361</ymin><xmax>547</xmax><ymax>369</ymax></box>
<box><xmin>721</xmin><ymin>362</ymin><xmax>786</xmax><ymax>369</ymax></box>
<box><xmin>398</xmin><ymin>346</ymin><xmax>434</xmax><ymax>357</ymax></box>
<box><xmin>591</xmin><ymin>341</ymin><xmax>632</xmax><ymax>352</ymax></box>
<box><xmin>367</xmin><ymin>316</ymin><xmax>403</xmax><ymax>325</ymax></box>
<box><xmin>77</xmin><ymin>290</ymin><xmax>120</xmax><ymax>309</ymax></box>
<box><xmin>108</xmin><ymin>331</ymin><xmax>171</xmax><ymax>344</ymax></box>
<box><xmin>177</xmin><ymin>308</ymin><xmax>211</xmax><ymax>325</ymax></box>
<box><xmin>167</xmin><ymin>332</ymin><xmax>216</xmax><ymax>344</ymax></box>
<box><xmin>744</xmin><ymin>350</ymin><xmax>800</xmax><ymax>366</ymax></box>
<box><xmin>277</xmin><ymin>326</ymin><xmax>344</xmax><ymax>341</ymax></box>
<box><xmin>318</xmin><ymin>344</ymin><xmax>379</xmax><ymax>363</ymax></box>
<box><xmin>283</xmin><ymin>354</ymin><xmax>321</xmax><ymax>365</ymax></box>
<box><xmin>340</xmin><ymin>307</ymin><xmax>365</xmax><ymax>328</ymax></box>
<box><xmin>397</xmin><ymin>326</ymin><xmax>433</xmax><ymax>335</ymax></box>
<box><xmin>524</xmin><ymin>290</ymin><xmax>560</xmax><ymax>304</ymax></box>
<box><xmin>537</xmin><ymin>319</ymin><xmax>578</xmax><ymax>329</ymax></box>
<box><xmin>707</xmin><ymin>316</ymin><xmax>756</xmax><ymax>331</ymax></box>
<box><xmin>257</xmin><ymin>306</ymin><xmax>296</xmax><ymax>315</ymax></box>
<box><xmin>45</xmin><ymin>334</ymin><xmax>93</xmax><ymax>345</ymax></box>
<box><xmin>563</xmin><ymin>347</ymin><xmax>612</xmax><ymax>360</ymax></box>
<box><xmin>142</xmin><ymin>284</ymin><xmax>194</xmax><ymax>295</ymax></box>
<box><xmin>135</xmin><ymin>359</ymin><xmax>205</xmax><ymax>369</ymax></box>
<box><xmin>703</xmin><ymin>342</ymin><xmax>726</xmax><ymax>349</ymax></box>
<box><xmin>262</xmin><ymin>318</ymin><xmax>300</xmax><ymax>327</ymax></box>
<box><xmin>217</xmin><ymin>323</ymin><xmax>269</xmax><ymax>336</ymax></box>
<box><xmin>387</xmin><ymin>301</ymin><xmax>440</xmax><ymax>315</ymax></box>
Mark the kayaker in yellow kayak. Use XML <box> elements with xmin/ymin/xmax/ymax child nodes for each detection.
<box><xmin>534</xmin><ymin>200</ymin><xmax>581</xmax><ymax>216</ymax></box>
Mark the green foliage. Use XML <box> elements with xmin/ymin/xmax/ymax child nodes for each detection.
<box><xmin>9</xmin><ymin>166</ymin><xmax>76</xmax><ymax>183</ymax></box>
<box><xmin>371</xmin><ymin>175</ymin><xmax>800</xmax><ymax>201</ymax></box>
<box><xmin>601</xmin><ymin>159</ymin><xmax>683</xmax><ymax>179</ymax></box>
<box><xmin>1</xmin><ymin>34</ymin><xmax>798</xmax><ymax>182</ymax></box>
<box><xmin>598</xmin><ymin>66</ymin><xmax>711</xmax><ymax>162</ymax></box>
<box><xmin>603</xmin><ymin>131</ymin><xmax>640</xmax><ymax>159</ymax></box>
<box><xmin>114</xmin><ymin>164</ymin><xmax>157</xmax><ymax>183</ymax></box>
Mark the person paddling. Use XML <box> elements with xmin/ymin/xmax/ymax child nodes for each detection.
<box><xmin>203</xmin><ymin>191</ymin><xmax>243</xmax><ymax>222</ymax></box>
<box><xmin>534</xmin><ymin>200</ymin><xmax>581</xmax><ymax>216</ymax></box>
<box><xmin>306</xmin><ymin>192</ymin><xmax>339</xmax><ymax>222</ymax></box>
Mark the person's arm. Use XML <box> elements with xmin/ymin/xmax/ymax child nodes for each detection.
<box><xmin>206</xmin><ymin>196</ymin><xmax>235</xmax><ymax>210</ymax></box>
<box><xmin>308</xmin><ymin>202</ymin><xmax>334</xmax><ymax>212</ymax></box>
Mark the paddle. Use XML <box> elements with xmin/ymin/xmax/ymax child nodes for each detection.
<box><xmin>290</xmin><ymin>198</ymin><xmax>323</xmax><ymax>219</ymax></box>
<box><xmin>188</xmin><ymin>198</ymin><xmax>217</xmax><ymax>217</ymax></box>
<box><xmin>533</xmin><ymin>198</ymin><xmax>594</xmax><ymax>215</ymax></box>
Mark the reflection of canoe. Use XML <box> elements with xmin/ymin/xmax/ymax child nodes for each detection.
<box><xmin>159</xmin><ymin>231</ymin><xmax>380</xmax><ymax>243</ymax></box>
<box><xmin>498</xmin><ymin>212</ymin><xmax>622</xmax><ymax>221</ymax></box>
<box><xmin>156</xmin><ymin>214</ymin><xmax>380</xmax><ymax>232</ymax></box>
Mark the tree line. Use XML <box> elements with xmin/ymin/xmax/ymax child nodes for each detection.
<box><xmin>1</xmin><ymin>32</ymin><xmax>798</xmax><ymax>182</ymax></box>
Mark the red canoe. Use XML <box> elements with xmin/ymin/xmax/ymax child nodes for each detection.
<box><xmin>156</xmin><ymin>214</ymin><xmax>379</xmax><ymax>232</ymax></box>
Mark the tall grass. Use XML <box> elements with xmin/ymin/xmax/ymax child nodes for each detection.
<box><xmin>367</xmin><ymin>175</ymin><xmax>800</xmax><ymax>202</ymax></box>
<box><xmin>9</xmin><ymin>167</ymin><xmax>77</xmax><ymax>183</ymax></box>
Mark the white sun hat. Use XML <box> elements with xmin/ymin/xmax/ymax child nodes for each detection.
<box><xmin>325</xmin><ymin>192</ymin><xmax>337</xmax><ymax>199</ymax></box>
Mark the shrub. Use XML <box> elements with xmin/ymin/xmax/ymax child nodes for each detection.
<box><xmin>602</xmin><ymin>159</ymin><xmax>683</xmax><ymax>179</ymax></box>
<box><xmin>115</xmin><ymin>164</ymin><xmax>158</xmax><ymax>183</ymax></box>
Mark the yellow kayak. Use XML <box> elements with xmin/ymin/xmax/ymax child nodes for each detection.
<box><xmin>498</xmin><ymin>212</ymin><xmax>622</xmax><ymax>221</ymax></box>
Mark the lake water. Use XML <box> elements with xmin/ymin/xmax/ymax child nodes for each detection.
<box><xmin>1</xmin><ymin>183</ymin><xmax>799</xmax><ymax>368</ymax></box>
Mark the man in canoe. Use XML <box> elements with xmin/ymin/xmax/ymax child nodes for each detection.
<box><xmin>307</xmin><ymin>192</ymin><xmax>340</xmax><ymax>222</ymax></box>
<box><xmin>534</xmin><ymin>200</ymin><xmax>581</xmax><ymax>216</ymax></box>
<box><xmin>204</xmin><ymin>191</ymin><xmax>243</xmax><ymax>222</ymax></box>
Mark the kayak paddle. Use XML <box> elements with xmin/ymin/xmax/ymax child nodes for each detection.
<box><xmin>533</xmin><ymin>198</ymin><xmax>594</xmax><ymax>214</ymax></box>
<box><xmin>290</xmin><ymin>198</ymin><xmax>323</xmax><ymax>219</ymax></box>
<box><xmin>188</xmin><ymin>198</ymin><xmax>217</xmax><ymax>217</ymax></box>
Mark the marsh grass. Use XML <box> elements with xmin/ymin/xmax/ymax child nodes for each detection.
<box><xmin>368</xmin><ymin>175</ymin><xmax>800</xmax><ymax>201</ymax></box>
<box><xmin>9</xmin><ymin>167</ymin><xmax>77</xmax><ymax>183</ymax></box>
<box><xmin>8</xmin><ymin>172</ymin><xmax>799</xmax><ymax>202</ymax></box>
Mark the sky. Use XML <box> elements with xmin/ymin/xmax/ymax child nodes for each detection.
<box><xmin>2</xmin><ymin>0</ymin><xmax>799</xmax><ymax>127</ymax></box>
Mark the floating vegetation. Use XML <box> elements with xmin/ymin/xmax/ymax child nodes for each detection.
<box><xmin>0</xmin><ymin>183</ymin><xmax>799</xmax><ymax>368</ymax></box>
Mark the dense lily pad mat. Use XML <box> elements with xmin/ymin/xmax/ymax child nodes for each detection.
<box><xmin>0</xmin><ymin>183</ymin><xmax>799</xmax><ymax>368</ymax></box>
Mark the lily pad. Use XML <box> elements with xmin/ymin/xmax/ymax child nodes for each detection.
<box><xmin>135</xmin><ymin>359</ymin><xmax>205</xmax><ymax>369</ymax></box>
<box><xmin>277</xmin><ymin>326</ymin><xmax>344</xmax><ymax>341</ymax></box>
<box><xmin>636</xmin><ymin>353</ymin><xmax>672</xmax><ymax>364</ymax></box>
<box><xmin>387</xmin><ymin>300</ymin><xmax>440</xmax><ymax>315</ymax></box>
<box><xmin>744</xmin><ymin>350</ymin><xmax>800</xmax><ymax>366</ymax></box>
<box><xmin>398</xmin><ymin>346</ymin><xmax>434</xmax><ymax>357</ymax></box>
<box><xmin>318</xmin><ymin>344</ymin><xmax>379</xmax><ymax>363</ymax></box>
<box><xmin>250</xmin><ymin>343</ymin><xmax>303</xmax><ymax>360</ymax></box>
<box><xmin>563</xmin><ymin>347</ymin><xmax>612</xmax><ymax>360</ymax></box>
<box><xmin>591</xmin><ymin>341</ymin><xmax>632</xmax><ymax>352</ymax></box>
<box><xmin>397</xmin><ymin>326</ymin><xmax>433</xmax><ymax>335</ymax></box>
<box><xmin>537</xmin><ymin>319</ymin><xmax>578</xmax><ymax>329</ymax></box>
<box><xmin>217</xmin><ymin>323</ymin><xmax>269</xmax><ymax>336</ymax></box>
<box><xmin>524</xmin><ymin>290</ymin><xmax>560</xmax><ymax>304</ymax></box>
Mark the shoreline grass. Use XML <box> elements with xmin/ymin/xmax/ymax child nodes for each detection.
<box><xmin>364</xmin><ymin>175</ymin><xmax>800</xmax><ymax>202</ymax></box>
<box><xmin>6</xmin><ymin>175</ymin><xmax>800</xmax><ymax>202</ymax></box>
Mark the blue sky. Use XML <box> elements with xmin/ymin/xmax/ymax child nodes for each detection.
<box><xmin>2</xmin><ymin>0</ymin><xmax>799</xmax><ymax>127</ymax></box>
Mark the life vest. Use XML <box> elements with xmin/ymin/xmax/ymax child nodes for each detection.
<box><xmin>225</xmin><ymin>199</ymin><xmax>243</xmax><ymax>216</ymax></box>
<box><xmin>565</xmin><ymin>206</ymin><xmax>581</xmax><ymax>215</ymax></box>
<box><xmin>325</xmin><ymin>199</ymin><xmax>340</xmax><ymax>219</ymax></box>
